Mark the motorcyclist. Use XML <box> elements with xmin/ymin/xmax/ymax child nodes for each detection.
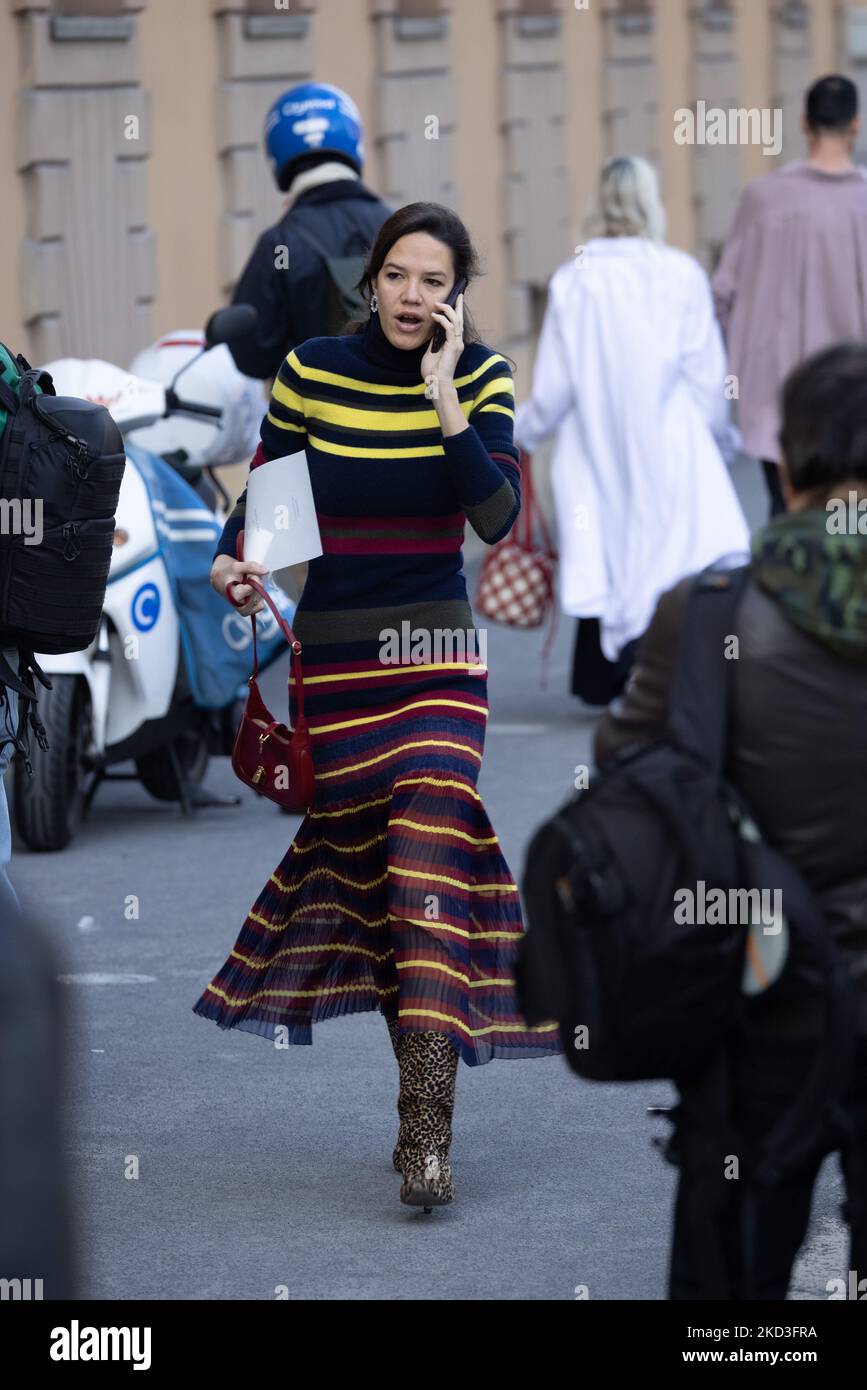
<box><xmin>228</xmin><ymin>81</ymin><xmax>390</xmax><ymax>383</ymax></box>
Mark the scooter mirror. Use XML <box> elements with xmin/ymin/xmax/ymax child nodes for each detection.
<box><xmin>204</xmin><ymin>304</ymin><xmax>258</xmax><ymax>350</ymax></box>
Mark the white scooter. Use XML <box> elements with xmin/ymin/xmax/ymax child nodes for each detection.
<box><xmin>12</xmin><ymin>307</ymin><xmax>291</xmax><ymax>852</ymax></box>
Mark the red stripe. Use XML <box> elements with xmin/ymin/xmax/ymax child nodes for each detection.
<box><xmin>322</xmin><ymin>534</ymin><xmax>461</xmax><ymax>555</ymax></box>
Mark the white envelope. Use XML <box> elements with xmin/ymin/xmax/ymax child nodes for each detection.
<box><xmin>243</xmin><ymin>451</ymin><xmax>322</xmax><ymax>570</ymax></box>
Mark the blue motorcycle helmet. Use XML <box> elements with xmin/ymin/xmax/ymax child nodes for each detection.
<box><xmin>265</xmin><ymin>82</ymin><xmax>365</xmax><ymax>192</ymax></box>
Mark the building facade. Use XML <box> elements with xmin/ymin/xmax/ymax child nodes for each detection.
<box><xmin>0</xmin><ymin>0</ymin><xmax>864</xmax><ymax>384</ymax></box>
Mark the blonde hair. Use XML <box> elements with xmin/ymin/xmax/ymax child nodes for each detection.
<box><xmin>582</xmin><ymin>155</ymin><xmax>667</xmax><ymax>242</ymax></box>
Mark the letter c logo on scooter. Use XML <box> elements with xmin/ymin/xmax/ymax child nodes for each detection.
<box><xmin>131</xmin><ymin>582</ymin><xmax>161</xmax><ymax>633</ymax></box>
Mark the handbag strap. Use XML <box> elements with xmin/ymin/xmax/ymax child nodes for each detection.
<box><xmin>518</xmin><ymin>452</ymin><xmax>557</xmax><ymax>558</ymax></box>
<box><xmin>524</xmin><ymin>453</ymin><xmax>560</xmax><ymax>688</ymax></box>
<box><xmin>225</xmin><ymin>531</ymin><xmax>308</xmax><ymax>723</ymax></box>
<box><xmin>519</xmin><ymin>452</ymin><xmax>532</xmax><ymax>551</ymax></box>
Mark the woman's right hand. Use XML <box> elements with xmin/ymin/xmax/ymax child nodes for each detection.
<box><xmin>211</xmin><ymin>554</ymin><xmax>270</xmax><ymax>617</ymax></box>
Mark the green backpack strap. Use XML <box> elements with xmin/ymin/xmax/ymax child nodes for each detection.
<box><xmin>0</xmin><ymin>340</ymin><xmax>21</xmax><ymax>432</ymax></box>
<box><xmin>0</xmin><ymin>345</ymin><xmax>52</xmax><ymax>432</ymax></box>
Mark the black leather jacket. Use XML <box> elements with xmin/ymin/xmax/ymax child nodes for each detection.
<box><xmin>596</xmin><ymin>573</ymin><xmax>867</xmax><ymax>1037</ymax></box>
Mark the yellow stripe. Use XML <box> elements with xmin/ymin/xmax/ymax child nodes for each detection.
<box><xmin>285</xmin><ymin>351</ymin><xmax>509</xmax><ymax>398</ymax></box>
<box><xmin>245</xmin><ymin>904</ymin><xmax>521</xmax><ymax>943</ymax></box>
<box><xmin>316</xmin><ymin>738</ymin><xmax>482</xmax><ymax>780</ymax></box>
<box><xmin>269</xmin><ymin>866</ymin><xmax>388</xmax><ymax>894</ymax></box>
<box><xmin>206</xmin><ymin>980</ymin><xmax>398</xmax><ymax>1008</ymax></box>
<box><xmin>270</xmin><ymin>374</ymin><xmax>306</xmax><ymax>415</ymax></box>
<box><xmin>309</xmin><ymin>696</ymin><xmax>487</xmax><ymax>736</ymax></box>
<box><xmin>477</xmin><ymin>402</ymin><xmax>515</xmax><ymax>419</ymax></box>
<box><xmin>389</xmin><ymin>863</ymin><xmax>518</xmax><ymax>893</ymax></box>
<box><xmin>305</xmin><ymin>398</ymin><xmax>470</xmax><ymax>433</ymax></box>
<box><xmin>388</xmin><ymin>816</ymin><xmax>497</xmax><ymax>846</ymax></box>
<box><xmin>251</xmin><ymin>902</ymin><xmax>389</xmax><ymax>930</ymax></box>
<box><xmin>473</xmin><ymin>375</ymin><xmax>515</xmax><ymax>407</ymax></box>
<box><xmin>309</xmin><ymin>793</ymin><xmax>393</xmax><ymax>819</ymax></box>
<box><xmin>291</xmin><ymin>662</ymin><xmax>486</xmax><ymax>686</ymax></box>
<box><xmin>264</xmin><ymin>414</ymin><xmax>306</xmax><ymax>434</ymax></box>
<box><xmin>396</xmin><ymin>958</ymin><xmax>469</xmax><ymax>984</ymax></box>
<box><xmin>230</xmin><ymin>942</ymin><xmax>393</xmax><ymax>968</ymax></box>
<box><xmin>392</xmin><ymin>776</ymin><xmax>482</xmax><ymax>802</ymax></box>
<box><xmin>387</xmin><ymin>911</ymin><xmax>522</xmax><ymax>941</ymax></box>
<box><xmin>289</xmin><ymin>831</ymin><xmax>387</xmax><ymax>854</ymax></box>
<box><xmin>394</xmin><ymin>958</ymin><xmax>515</xmax><ymax>989</ymax></box>
<box><xmin>398</xmin><ymin>1007</ymin><xmax>559</xmax><ymax>1037</ymax></box>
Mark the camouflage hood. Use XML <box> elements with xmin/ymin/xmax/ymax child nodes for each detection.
<box><xmin>751</xmin><ymin>505</ymin><xmax>867</xmax><ymax>661</ymax></box>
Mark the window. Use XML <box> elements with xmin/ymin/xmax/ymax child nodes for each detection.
<box><xmin>696</xmin><ymin>0</ymin><xmax>735</xmax><ymax>28</ymax></box>
<box><xmin>777</xmin><ymin>0</ymin><xmax>809</xmax><ymax>28</ymax></box>
<box><xmin>614</xmin><ymin>0</ymin><xmax>653</xmax><ymax>34</ymax></box>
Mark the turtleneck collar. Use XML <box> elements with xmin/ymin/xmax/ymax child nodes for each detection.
<box><xmin>361</xmin><ymin>310</ymin><xmax>428</xmax><ymax>376</ymax></box>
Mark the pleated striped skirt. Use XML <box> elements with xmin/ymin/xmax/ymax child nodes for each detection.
<box><xmin>192</xmin><ymin>638</ymin><xmax>562</xmax><ymax>1067</ymax></box>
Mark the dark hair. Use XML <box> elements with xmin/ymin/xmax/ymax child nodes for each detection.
<box><xmin>805</xmin><ymin>75</ymin><xmax>858</xmax><ymax>133</ymax></box>
<box><xmin>779</xmin><ymin>342</ymin><xmax>867</xmax><ymax>493</ymax></box>
<box><xmin>351</xmin><ymin>201</ymin><xmax>482</xmax><ymax>341</ymax></box>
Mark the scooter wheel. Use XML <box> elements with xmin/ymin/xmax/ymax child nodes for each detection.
<box><xmin>12</xmin><ymin>675</ymin><xmax>91</xmax><ymax>852</ymax></box>
<box><xmin>136</xmin><ymin>733</ymin><xmax>209</xmax><ymax>802</ymax></box>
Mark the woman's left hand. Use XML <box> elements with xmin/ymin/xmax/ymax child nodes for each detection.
<box><xmin>421</xmin><ymin>292</ymin><xmax>464</xmax><ymax>389</ymax></box>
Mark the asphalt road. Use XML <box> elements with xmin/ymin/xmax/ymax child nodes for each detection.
<box><xmin>5</xmin><ymin>455</ymin><xmax>848</xmax><ymax>1300</ymax></box>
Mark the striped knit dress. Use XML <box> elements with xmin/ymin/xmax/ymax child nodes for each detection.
<box><xmin>192</xmin><ymin>311</ymin><xmax>562</xmax><ymax>1066</ymax></box>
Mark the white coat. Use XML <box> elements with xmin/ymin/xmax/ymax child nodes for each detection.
<box><xmin>514</xmin><ymin>237</ymin><xmax>750</xmax><ymax>661</ymax></box>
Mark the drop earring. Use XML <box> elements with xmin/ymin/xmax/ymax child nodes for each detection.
<box><xmin>370</xmin><ymin>293</ymin><xmax>378</xmax><ymax>313</ymax></box>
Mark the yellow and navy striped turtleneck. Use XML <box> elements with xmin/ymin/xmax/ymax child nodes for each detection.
<box><xmin>217</xmin><ymin>312</ymin><xmax>520</xmax><ymax>647</ymax></box>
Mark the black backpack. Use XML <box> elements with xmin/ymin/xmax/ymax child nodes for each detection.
<box><xmin>0</xmin><ymin>347</ymin><xmax>125</xmax><ymax>658</ymax></box>
<box><xmin>290</xmin><ymin>218</ymin><xmax>369</xmax><ymax>335</ymax></box>
<box><xmin>516</xmin><ymin>564</ymin><xmax>857</xmax><ymax>1184</ymax></box>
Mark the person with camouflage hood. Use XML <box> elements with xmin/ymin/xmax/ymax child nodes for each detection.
<box><xmin>595</xmin><ymin>342</ymin><xmax>867</xmax><ymax>1299</ymax></box>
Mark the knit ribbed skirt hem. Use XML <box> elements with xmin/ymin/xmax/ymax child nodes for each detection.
<box><xmin>192</xmin><ymin>647</ymin><xmax>562</xmax><ymax>1067</ymax></box>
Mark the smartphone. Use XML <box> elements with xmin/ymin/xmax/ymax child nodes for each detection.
<box><xmin>430</xmin><ymin>276</ymin><xmax>468</xmax><ymax>353</ymax></box>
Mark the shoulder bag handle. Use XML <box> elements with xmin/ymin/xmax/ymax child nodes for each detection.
<box><xmin>518</xmin><ymin>451</ymin><xmax>557</xmax><ymax>558</ymax></box>
<box><xmin>225</xmin><ymin>531</ymin><xmax>308</xmax><ymax>723</ymax></box>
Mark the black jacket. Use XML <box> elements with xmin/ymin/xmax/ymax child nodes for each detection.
<box><xmin>595</xmin><ymin>570</ymin><xmax>867</xmax><ymax>1037</ymax></box>
<box><xmin>229</xmin><ymin>180</ymin><xmax>390</xmax><ymax>381</ymax></box>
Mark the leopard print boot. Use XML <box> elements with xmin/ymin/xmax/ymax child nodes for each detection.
<box><xmin>392</xmin><ymin>1027</ymin><xmax>458</xmax><ymax>1211</ymax></box>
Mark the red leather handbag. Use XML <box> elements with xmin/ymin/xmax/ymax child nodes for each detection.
<box><xmin>225</xmin><ymin>535</ymin><xmax>315</xmax><ymax>813</ymax></box>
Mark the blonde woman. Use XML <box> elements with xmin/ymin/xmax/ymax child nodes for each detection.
<box><xmin>515</xmin><ymin>155</ymin><xmax>749</xmax><ymax>705</ymax></box>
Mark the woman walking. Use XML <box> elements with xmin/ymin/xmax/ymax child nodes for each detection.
<box><xmin>515</xmin><ymin>155</ymin><xmax>749</xmax><ymax>706</ymax></box>
<box><xmin>194</xmin><ymin>203</ymin><xmax>562</xmax><ymax>1210</ymax></box>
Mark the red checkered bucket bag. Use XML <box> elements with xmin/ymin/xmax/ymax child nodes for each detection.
<box><xmin>474</xmin><ymin>452</ymin><xmax>559</xmax><ymax>686</ymax></box>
